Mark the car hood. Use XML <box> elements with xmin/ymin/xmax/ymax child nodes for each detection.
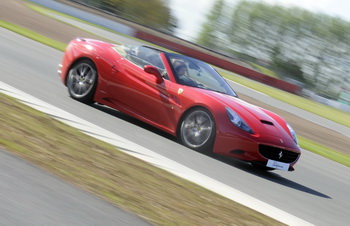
<box><xmin>202</xmin><ymin>90</ymin><xmax>295</xmax><ymax>143</ymax></box>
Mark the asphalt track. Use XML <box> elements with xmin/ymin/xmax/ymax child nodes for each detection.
<box><xmin>0</xmin><ymin>150</ymin><xmax>150</xmax><ymax>226</ymax></box>
<box><xmin>1</xmin><ymin>27</ymin><xmax>350</xmax><ymax>225</ymax></box>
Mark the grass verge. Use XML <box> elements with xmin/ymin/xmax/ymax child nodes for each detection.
<box><xmin>26</xmin><ymin>3</ymin><xmax>120</xmax><ymax>45</ymax></box>
<box><xmin>0</xmin><ymin>20</ymin><xmax>66</xmax><ymax>51</ymax></box>
<box><xmin>249</xmin><ymin>62</ymin><xmax>279</xmax><ymax>79</ymax></box>
<box><xmin>298</xmin><ymin>136</ymin><xmax>350</xmax><ymax>167</ymax></box>
<box><xmin>26</xmin><ymin>3</ymin><xmax>159</xmax><ymax>47</ymax></box>
<box><xmin>0</xmin><ymin>93</ymin><xmax>283</xmax><ymax>225</ymax></box>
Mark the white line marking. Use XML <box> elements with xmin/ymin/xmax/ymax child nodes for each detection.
<box><xmin>0</xmin><ymin>81</ymin><xmax>313</xmax><ymax>225</ymax></box>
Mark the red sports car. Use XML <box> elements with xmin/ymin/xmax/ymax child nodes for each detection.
<box><xmin>59</xmin><ymin>38</ymin><xmax>301</xmax><ymax>171</ymax></box>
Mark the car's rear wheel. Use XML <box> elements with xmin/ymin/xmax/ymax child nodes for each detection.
<box><xmin>67</xmin><ymin>59</ymin><xmax>97</xmax><ymax>104</ymax></box>
<box><xmin>180</xmin><ymin>108</ymin><xmax>215</xmax><ymax>153</ymax></box>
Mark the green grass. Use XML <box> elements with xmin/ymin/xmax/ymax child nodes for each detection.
<box><xmin>222</xmin><ymin>71</ymin><xmax>350</xmax><ymax>128</ymax></box>
<box><xmin>26</xmin><ymin>2</ymin><xmax>189</xmax><ymax>53</ymax></box>
<box><xmin>0</xmin><ymin>20</ymin><xmax>66</xmax><ymax>51</ymax></box>
<box><xmin>26</xmin><ymin>4</ymin><xmax>119</xmax><ymax>44</ymax></box>
<box><xmin>27</xmin><ymin>3</ymin><xmax>158</xmax><ymax>47</ymax></box>
<box><xmin>298</xmin><ymin>136</ymin><xmax>350</xmax><ymax>167</ymax></box>
<box><xmin>250</xmin><ymin>62</ymin><xmax>280</xmax><ymax>79</ymax></box>
<box><xmin>0</xmin><ymin>93</ymin><xmax>283</xmax><ymax>226</ymax></box>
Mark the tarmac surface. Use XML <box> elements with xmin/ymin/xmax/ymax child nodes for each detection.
<box><xmin>0</xmin><ymin>149</ymin><xmax>150</xmax><ymax>225</ymax></box>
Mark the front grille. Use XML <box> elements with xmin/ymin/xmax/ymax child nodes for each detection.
<box><xmin>259</xmin><ymin>145</ymin><xmax>299</xmax><ymax>163</ymax></box>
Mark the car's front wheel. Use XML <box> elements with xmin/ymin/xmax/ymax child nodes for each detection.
<box><xmin>179</xmin><ymin>108</ymin><xmax>215</xmax><ymax>153</ymax></box>
<box><xmin>67</xmin><ymin>59</ymin><xmax>97</xmax><ymax>104</ymax></box>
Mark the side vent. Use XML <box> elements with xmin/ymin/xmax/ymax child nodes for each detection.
<box><xmin>261</xmin><ymin>120</ymin><xmax>274</xmax><ymax>126</ymax></box>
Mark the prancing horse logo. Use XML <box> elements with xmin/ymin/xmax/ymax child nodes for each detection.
<box><xmin>278</xmin><ymin>151</ymin><xmax>283</xmax><ymax>159</ymax></box>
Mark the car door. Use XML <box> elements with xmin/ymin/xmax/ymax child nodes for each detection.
<box><xmin>107</xmin><ymin>52</ymin><xmax>180</xmax><ymax>133</ymax></box>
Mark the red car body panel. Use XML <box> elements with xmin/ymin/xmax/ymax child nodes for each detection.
<box><xmin>59</xmin><ymin>38</ymin><xmax>301</xmax><ymax>171</ymax></box>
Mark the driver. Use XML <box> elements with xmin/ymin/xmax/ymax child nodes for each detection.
<box><xmin>173</xmin><ymin>61</ymin><xmax>198</xmax><ymax>87</ymax></box>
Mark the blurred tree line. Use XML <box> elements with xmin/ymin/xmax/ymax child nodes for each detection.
<box><xmin>197</xmin><ymin>0</ymin><xmax>350</xmax><ymax>99</ymax></box>
<box><xmin>75</xmin><ymin>0</ymin><xmax>177</xmax><ymax>34</ymax></box>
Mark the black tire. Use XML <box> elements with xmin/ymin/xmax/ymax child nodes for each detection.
<box><xmin>179</xmin><ymin>108</ymin><xmax>215</xmax><ymax>153</ymax></box>
<box><xmin>67</xmin><ymin>59</ymin><xmax>97</xmax><ymax>104</ymax></box>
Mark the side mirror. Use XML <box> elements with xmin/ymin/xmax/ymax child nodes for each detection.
<box><xmin>144</xmin><ymin>65</ymin><xmax>163</xmax><ymax>83</ymax></box>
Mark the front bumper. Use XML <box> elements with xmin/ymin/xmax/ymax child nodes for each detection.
<box><xmin>212</xmin><ymin>130</ymin><xmax>301</xmax><ymax>169</ymax></box>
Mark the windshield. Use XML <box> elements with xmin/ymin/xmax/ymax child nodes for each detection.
<box><xmin>166</xmin><ymin>53</ymin><xmax>237</xmax><ymax>97</ymax></box>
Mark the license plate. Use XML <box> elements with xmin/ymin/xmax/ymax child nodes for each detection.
<box><xmin>267</xmin><ymin>159</ymin><xmax>290</xmax><ymax>171</ymax></box>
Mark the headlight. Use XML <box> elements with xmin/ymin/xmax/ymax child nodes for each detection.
<box><xmin>226</xmin><ymin>107</ymin><xmax>253</xmax><ymax>134</ymax></box>
<box><xmin>287</xmin><ymin>123</ymin><xmax>298</xmax><ymax>145</ymax></box>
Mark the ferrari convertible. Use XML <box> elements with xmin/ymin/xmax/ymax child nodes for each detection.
<box><xmin>59</xmin><ymin>38</ymin><xmax>301</xmax><ymax>171</ymax></box>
